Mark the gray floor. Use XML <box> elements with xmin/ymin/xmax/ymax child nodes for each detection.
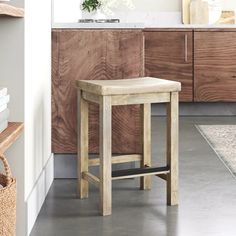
<box><xmin>31</xmin><ymin>117</ymin><xmax>236</xmax><ymax>236</ymax></box>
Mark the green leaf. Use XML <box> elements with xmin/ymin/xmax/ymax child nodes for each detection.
<box><xmin>81</xmin><ymin>0</ymin><xmax>101</xmax><ymax>13</ymax></box>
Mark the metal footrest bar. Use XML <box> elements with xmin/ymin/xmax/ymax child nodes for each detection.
<box><xmin>112</xmin><ymin>166</ymin><xmax>170</xmax><ymax>180</ymax></box>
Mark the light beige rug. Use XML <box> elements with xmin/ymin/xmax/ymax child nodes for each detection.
<box><xmin>196</xmin><ymin>125</ymin><xmax>236</xmax><ymax>178</ymax></box>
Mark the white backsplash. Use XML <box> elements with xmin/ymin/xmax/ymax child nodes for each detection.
<box><xmin>113</xmin><ymin>11</ymin><xmax>182</xmax><ymax>26</ymax></box>
<box><xmin>53</xmin><ymin>0</ymin><xmax>182</xmax><ymax>25</ymax></box>
<box><xmin>53</xmin><ymin>7</ymin><xmax>182</xmax><ymax>26</ymax></box>
<box><xmin>53</xmin><ymin>0</ymin><xmax>236</xmax><ymax>26</ymax></box>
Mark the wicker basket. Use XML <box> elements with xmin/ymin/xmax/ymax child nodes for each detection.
<box><xmin>0</xmin><ymin>154</ymin><xmax>17</xmax><ymax>236</ymax></box>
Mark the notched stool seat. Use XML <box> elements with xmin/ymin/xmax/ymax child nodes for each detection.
<box><xmin>76</xmin><ymin>77</ymin><xmax>181</xmax><ymax>95</ymax></box>
<box><xmin>76</xmin><ymin>77</ymin><xmax>181</xmax><ymax>216</ymax></box>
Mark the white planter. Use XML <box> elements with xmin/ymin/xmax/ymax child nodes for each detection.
<box><xmin>81</xmin><ymin>9</ymin><xmax>107</xmax><ymax>19</ymax></box>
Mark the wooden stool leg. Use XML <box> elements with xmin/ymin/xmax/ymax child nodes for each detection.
<box><xmin>99</xmin><ymin>96</ymin><xmax>112</xmax><ymax>216</ymax></box>
<box><xmin>78</xmin><ymin>90</ymin><xmax>89</xmax><ymax>199</ymax></box>
<box><xmin>167</xmin><ymin>92</ymin><xmax>179</xmax><ymax>205</ymax></box>
<box><xmin>140</xmin><ymin>103</ymin><xmax>152</xmax><ymax>190</ymax></box>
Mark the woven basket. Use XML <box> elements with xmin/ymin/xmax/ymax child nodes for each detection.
<box><xmin>0</xmin><ymin>154</ymin><xmax>17</xmax><ymax>236</ymax></box>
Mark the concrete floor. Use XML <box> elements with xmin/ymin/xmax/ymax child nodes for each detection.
<box><xmin>31</xmin><ymin>117</ymin><xmax>236</xmax><ymax>236</ymax></box>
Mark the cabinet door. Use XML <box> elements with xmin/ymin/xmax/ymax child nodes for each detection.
<box><xmin>106</xmin><ymin>30</ymin><xmax>143</xmax><ymax>155</ymax></box>
<box><xmin>145</xmin><ymin>31</ymin><xmax>193</xmax><ymax>102</ymax></box>
<box><xmin>194</xmin><ymin>31</ymin><xmax>236</xmax><ymax>102</ymax></box>
<box><xmin>52</xmin><ymin>30</ymin><xmax>143</xmax><ymax>154</ymax></box>
<box><xmin>52</xmin><ymin>30</ymin><xmax>107</xmax><ymax>154</ymax></box>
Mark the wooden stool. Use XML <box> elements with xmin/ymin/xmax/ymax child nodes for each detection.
<box><xmin>76</xmin><ymin>77</ymin><xmax>181</xmax><ymax>216</ymax></box>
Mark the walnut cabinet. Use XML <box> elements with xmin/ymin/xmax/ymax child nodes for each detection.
<box><xmin>52</xmin><ymin>29</ymin><xmax>143</xmax><ymax>154</ymax></box>
<box><xmin>52</xmin><ymin>28</ymin><xmax>236</xmax><ymax>154</ymax></box>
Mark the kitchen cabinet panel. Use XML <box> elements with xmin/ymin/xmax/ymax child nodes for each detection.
<box><xmin>194</xmin><ymin>31</ymin><xmax>236</xmax><ymax>101</ymax></box>
<box><xmin>52</xmin><ymin>30</ymin><xmax>143</xmax><ymax>154</ymax></box>
<box><xmin>145</xmin><ymin>31</ymin><xmax>193</xmax><ymax>102</ymax></box>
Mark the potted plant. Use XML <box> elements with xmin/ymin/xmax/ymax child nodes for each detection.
<box><xmin>80</xmin><ymin>0</ymin><xmax>135</xmax><ymax>19</ymax></box>
<box><xmin>81</xmin><ymin>0</ymin><xmax>101</xmax><ymax>13</ymax></box>
<box><xmin>81</xmin><ymin>0</ymin><xmax>105</xmax><ymax>19</ymax></box>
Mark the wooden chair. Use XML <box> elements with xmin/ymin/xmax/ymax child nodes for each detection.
<box><xmin>76</xmin><ymin>77</ymin><xmax>181</xmax><ymax>216</ymax></box>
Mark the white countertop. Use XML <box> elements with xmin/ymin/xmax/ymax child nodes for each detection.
<box><xmin>52</xmin><ymin>22</ymin><xmax>145</xmax><ymax>29</ymax></box>
<box><xmin>146</xmin><ymin>24</ymin><xmax>236</xmax><ymax>28</ymax></box>
<box><xmin>52</xmin><ymin>22</ymin><xmax>236</xmax><ymax>29</ymax></box>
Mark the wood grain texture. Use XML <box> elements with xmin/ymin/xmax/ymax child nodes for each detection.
<box><xmin>52</xmin><ymin>30</ymin><xmax>105</xmax><ymax>154</ymax></box>
<box><xmin>89</xmin><ymin>154</ymin><xmax>142</xmax><ymax>167</ymax></box>
<box><xmin>111</xmin><ymin>92</ymin><xmax>170</xmax><ymax>106</ymax></box>
<box><xmin>77</xmin><ymin>77</ymin><xmax>181</xmax><ymax>95</ymax></box>
<box><xmin>182</xmin><ymin>0</ymin><xmax>191</xmax><ymax>24</ymax></box>
<box><xmin>78</xmin><ymin>90</ymin><xmax>89</xmax><ymax>199</ymax></box>
<box><xmin>82</xmin><ymin>172</ymin><xmax>100</xmax><ymax>188</ymax></box>
<box><xmin>51</xmin><ymin>31</ymin><xmax>60</xmax><ymax>152</ymax></box>
<box><xmin>99</xmin><ymin>96</ymin><xmax>112</xmax><ymax>216</ymax></box>
<box><xmin>217</xmin><ymin>11</ymin><xmax>235</xmax><ymax>25</ymax></box>
<box><xmin>140</xmin><ymin>103</ymin><xmax>151</xmax><ymax>190</ymax></box>
<box><xmin>145</xmin><ymin>31</ymin><xmax>193</xmax><ymax>102</ymax></box>
<box><xmin>0</xmin><ymin>3</ymin><xmax>24</xmax><ymax>17</ymax></box>
<box><xmin>106</xmin><ymin>30</ymin><xmax>143</xmax><ymax>155</ymax></box>
<box><xmin>0</xmin><ymin>122</ymin><xmax>24</xmax><ymax>154</ymax></box>
<box><xmin>144</xmin><ymin>28</ymin><xmax>194</xmax><ymax>32</ymax></box>
<box><xmin>52</xmin><ymin>29</ymin><xmax>143</xmax><ymax>154</ymax></box>
<box><xmin>195</xmin><ymin>28</ymin><xmax>236</xmax><ymax>32</ymax></box>
<box><xmin>190</xmin><ymin>0</ymin><xmax>209</xmax><ymax>24</ymax></box>
<box><xmin>194</xmin><ymin>31</ymin><xmax>236</xmax><ymax>101</ymax></box>
<box><xmin>82</xmin><ymin>91</ymin><xmax>100</xmax><ymax>104</ymax></box>
<box><xmin>167</xmin><ymin>92</ymin><xmax>179</xmax><ymax>206</ymax></box>
<box><xmin>145</xmin><ymin>28</ymin><xmax>236</xmax><ymax>32</ymax></box>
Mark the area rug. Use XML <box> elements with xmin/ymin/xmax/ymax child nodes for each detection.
<box><xmin>196</xmin><ymin>125</ymin><xmax>236</xmax><ymax>178</ymax></box>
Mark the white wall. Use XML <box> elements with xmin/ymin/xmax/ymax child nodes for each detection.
<box><xmin>0</xmin><ymin>0</ymin><xmax>52</xmax><ymax>235</ymax></box>
<box><xmin>24</xmin><ymin>0</ymin><xmax>53</xmax><ymax>234</ymax></box>
<box><xmin>24</xmin><ymin>0</ymin><xmax>51</xmax><ymax>199</ymax></box>
<box><xmin>53</xmin><ymin>0</ymin><xmax>236</xmax><ymax>23</ymax></box>
<box><xmin>0</xmin><ymin>0</ymin><xmax>26</xmax><ymax>234</ymax></box>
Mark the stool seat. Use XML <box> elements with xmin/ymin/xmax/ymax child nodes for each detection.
<box><xmin>76</xmin><ymin>77</ymin><xmax>181</xmax><ymax>96</ymax></box>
